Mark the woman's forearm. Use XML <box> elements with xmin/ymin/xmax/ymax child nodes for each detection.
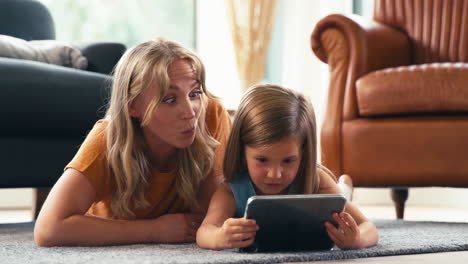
<box><xmin>34</xmin><ymin>214</ymin><xmax>160</xmax><ymax>246</ymax></box>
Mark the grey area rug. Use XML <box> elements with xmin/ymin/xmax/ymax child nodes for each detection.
<box><xmin>1</xmin><ymin>220</ymin><xmax>468</xmax><ymax>264</ymax></box>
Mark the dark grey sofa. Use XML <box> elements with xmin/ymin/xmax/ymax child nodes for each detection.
<box><xmin>0</xmin><ymin>0</ymin><xmax>125</xmax><ymax>217</ymax></box>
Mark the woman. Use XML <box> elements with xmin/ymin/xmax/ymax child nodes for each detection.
<box><xmin>34</xmin><ymin>38</ymin><xmax>232</xmax><ymax>246</ymax></box>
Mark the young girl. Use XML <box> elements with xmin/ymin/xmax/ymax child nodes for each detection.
<box><xmin>34</xmin><ymin>38</ymin><xmax>231</xmax><ymax>246</ymax></box>
<box><xmin>196</xmin><ymin>84</ymin><xmax>378</xmax><ymax>250</ymax></box>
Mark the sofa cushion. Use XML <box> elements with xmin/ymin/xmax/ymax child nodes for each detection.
<box><xmin>356</xmin><ymin>63</ymin><xmax>468</xmax><ymax>116</ymax></box>
<box><xmin>0</xmin><ymin>34</ymin><xmax>87</xmax><ymax>69</ymax></box>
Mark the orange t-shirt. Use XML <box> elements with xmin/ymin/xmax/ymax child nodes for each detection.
<box><xmin>66</xmin><ymin>99</ymin><xmax>232</xmax><ymax>219</ymax></box>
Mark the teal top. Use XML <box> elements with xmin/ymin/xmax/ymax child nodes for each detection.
<box><xmin>228</xmin><ymin>171</ymin><xmax>295</xmax><ymax>218</ymax></box>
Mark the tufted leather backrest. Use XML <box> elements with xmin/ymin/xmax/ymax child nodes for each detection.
<box><xmin>374</xmin><ymin>0</ymin><xmax>468</xmax><ymax>63</ymax></box>
<box><xmin>0</xmin><ymin>0</ymin><xmax>55</xmax><ymax>40</ymax></box>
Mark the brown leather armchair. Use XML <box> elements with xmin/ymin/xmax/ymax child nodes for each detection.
<box><xmin>311</xmin><ymin>0</ymin><xmax>468</xmax><ymax>219</ymax></box>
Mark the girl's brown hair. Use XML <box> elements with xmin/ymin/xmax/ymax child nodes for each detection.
<box><xmin>223</xmin><ymin>84</ymin><xmax>320</xmax><ymax>194</ymax></box>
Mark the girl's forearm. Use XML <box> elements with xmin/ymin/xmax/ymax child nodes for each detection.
<box><xmin>356</xmin><ymin>221</ymin><xmax>379</xmax><ymax>248</ymax></box>
<box><xmin>34</xmin><ymin>214</ymin><xmax>161</xmax><ymax>246</ymax></box>
<box><xmin>196</xmin><ymin>224</ymin><xmax>220</xmax><ymax>250</ymax></box>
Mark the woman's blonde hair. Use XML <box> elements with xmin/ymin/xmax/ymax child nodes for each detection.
<box><xmin>105</xmin><ymin>38</ymin><xmax>218</xmax><ymax>218</ymax></box>
<box><xmin>223</xmin><ymin>84</ymin><xmax>320</xmax><ymax>194</ymax></box>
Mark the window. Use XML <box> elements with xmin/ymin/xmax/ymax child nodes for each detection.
<box><xmin>39</xmin><ymin>0</ymin><xmax>195</xmax><ymax>49</ymax></box>
<box><xmin>353</xmin><ymin>0</ymin><xmax>374</xmax><ymax>17</ymax></box>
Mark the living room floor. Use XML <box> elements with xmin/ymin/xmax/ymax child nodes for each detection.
<box><xmin>1</xmin><ymin>192</ymin><xmax>467</xmax><ymax>264</ymax></box>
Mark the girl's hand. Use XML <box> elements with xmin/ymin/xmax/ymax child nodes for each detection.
<box><xmin>215</xmin><ymin>218</ymin><xmax>259</xmax><ymax>249</ymax></box>
<box><xmin>325</xmin><ymin>212</ymin><xmax>361</xmax><ymax>249</ymax></box>
<box><xmin>152</xmin><ymin>213</ymin><xmax>204</xmax><ymax>243</ymax></box>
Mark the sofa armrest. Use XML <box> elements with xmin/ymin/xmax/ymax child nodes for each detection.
<box><xmin>0</xmin><ymin>57</ymin><xmax>111</xmax><ymax>137</ymax></box>
<box><xmin>78</xmin><ymin>42</ymin><xmax>126</xmax><ymax>75</ymax></box>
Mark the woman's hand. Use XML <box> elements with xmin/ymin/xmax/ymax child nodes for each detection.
<box><xmin>214</xmin><ymin>218</ymin><xmax>259</xmax><ymax>249</ymax></box>
<box><xmin>325</xmin><ymin>212</ymin><xmax>361</xmax><ymax>249</ymax></box>
<box><xmin>152</xmin><ymin>213</ymin><xmax>204</xmax><ymax>243</ymax></box>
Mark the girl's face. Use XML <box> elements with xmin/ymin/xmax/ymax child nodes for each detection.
<box><xmin>245</xmin><ymin>136</ymin><xmax>303</xmax><ymax>195</ymax></box>
<box><xmin>130</xmin><ymin>59</ymin><xmax>203</xmax><ymax>151</ymax></box>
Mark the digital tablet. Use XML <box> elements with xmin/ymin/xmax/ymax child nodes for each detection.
<box><xmin>241</xmin><ymin>194</ymin><xmax>346</xmax><ymax>252</ymax></box>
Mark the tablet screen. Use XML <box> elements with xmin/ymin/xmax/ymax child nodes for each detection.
<box><xmin>242</xmin><ymin>194</ymin><xmax>346</xmax><ymax>252</ymax></box>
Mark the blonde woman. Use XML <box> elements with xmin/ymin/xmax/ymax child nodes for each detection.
<box><xmin>34</xmin><ymin>38</ymin><xmax>232</xmax><ymax>246</ymax></box>
<box><xmin>196</xmin><ymin>84</ymin><xmax>378</xmax><ymax>250</ymax></box>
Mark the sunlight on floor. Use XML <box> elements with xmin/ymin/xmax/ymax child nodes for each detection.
<box><xmin>1</xmin><ymin>187</ymin><xmax>468</xmax><ymax>224</ymax></box>
<box><xmin>0</xmin><ymin>209</ymin><xmax>32</xmax><ymax>224</ymax></box>
<box><xmin>1</xmin><ymin>204</ymin><xmax>468</xmax><ymax>224</ymax></box>
<box><xmin>357</xmin><ymin>204</ymin><xmax>468</xmax><ymax>223</ymax></box>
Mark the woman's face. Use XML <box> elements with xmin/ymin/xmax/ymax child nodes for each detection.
<box><xmin>130</xmin><ymin>59</ymin><xmax>203</xmax><ymax>151</ymax></box>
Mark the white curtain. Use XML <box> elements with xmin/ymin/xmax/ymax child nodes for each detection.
<box><xmin>226</xmin><ymin>0</ymin><xmax>277</xmax><ymax>92</ymax></box>
<box><xmin>280</xmin><ymin>0</ymin><xmax>352</xmax><ymax>135</ymax></box>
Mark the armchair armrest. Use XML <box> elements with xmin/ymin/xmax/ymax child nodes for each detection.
<box><xmin>78</xmin><ymin>42</ymin><xmax>126</xmax><ymax>75</ymax></box>
<box><xmin>310</xmin><ymin>14</ymin><xmax>410</xmax><ymax>176</ymax></box>
<box><xmin>311</xmin><ymin>14</ymin><xmax>410</xmax><ymax>120</ymax></box>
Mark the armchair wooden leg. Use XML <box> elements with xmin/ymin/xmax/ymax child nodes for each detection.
<box><xmin>390</xmin><ymin>188</ymin><xmax>409</xmax><ymax>219</ymax></box>
<box><xmin>32</xmin><ymin>187</ymin><xmax>51</xmax><ymax>220</ymax></box>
